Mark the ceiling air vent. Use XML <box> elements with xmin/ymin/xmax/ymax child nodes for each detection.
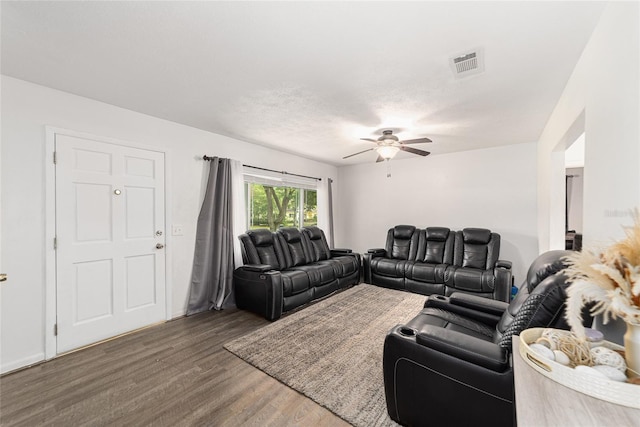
<box><xmin>450</xmin><ymin>48</ymin><xmax>485</xmax><ymax>78</ymax></box>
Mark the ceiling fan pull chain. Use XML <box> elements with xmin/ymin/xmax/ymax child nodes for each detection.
<box><xmin>386</xmin><ymin>159</ymin><xmax>392</xmax><ymax>178</ymax></box>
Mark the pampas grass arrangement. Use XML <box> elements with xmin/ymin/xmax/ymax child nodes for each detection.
<box><xmin>564</xmin><ymin>209</ymin><xmax>640</xmax><ymax>340</ymax></box>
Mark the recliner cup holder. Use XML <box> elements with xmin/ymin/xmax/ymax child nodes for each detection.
<box><xmin>434</xmin><ymin>295</ymin><xmax>448</xmax><ymax>301</ymax></box>
<box><xmin>399</xmin><ymin>327</ymin><xmax>416</xmax><ymax>337</ymax></box>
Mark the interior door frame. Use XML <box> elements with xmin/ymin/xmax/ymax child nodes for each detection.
<box><xmin>44</xmin><ymin>126</ymin><xmax>173</xmax><ymax>359</ymax></box>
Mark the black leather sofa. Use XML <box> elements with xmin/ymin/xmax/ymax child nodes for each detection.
<box><xmin>233</xmin><ymin>226</ymin><xmax>361</xmax><ymax>320</ymax></box>
<box><xmin>382</xmin><ymin>250</ymin><xmax>591</xmax><ymax>427</ymax></box>
<box><xmin>364</xmin><ymin>225</ymin><xmax>513</xmax><ymax>302</ymax></box>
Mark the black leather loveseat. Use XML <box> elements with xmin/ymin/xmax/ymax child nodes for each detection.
<box><xmin>233</xmin><ymin>226</ymin><xmax>361</xmax><ymax>320</ymax></box>
<box><xmin>364</xmin><ymin>225</ymin><xmax>512</xmax><ymax>302</ymax></box>
<box><xmin>382</xmin><ymin>250</ymin><xmax>590</xmax><ymax>427</ymax></box>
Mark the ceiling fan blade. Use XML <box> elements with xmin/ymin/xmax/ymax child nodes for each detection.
<box><xmin>400</xmin><ymin>146</ymin><xmax>431</xmax><ymax>156</ymax></box>
<box><xmin>400</xmin><ymin>137</ymin><xmax>432</xmax><ymax>144</ymax></box>
<box><xmin>360</xmin><ymin>138</ymin><xmax>379</xmax><ymax>143</ymax></box>
<box><xmin>343</xmin><ymin>148</ymin><xmax>375</xmax><ymax>159</ymax></box>
<box><xmin>376</xmin><ymin>155</ymin><xmax>385</xmax><ymax>163</ymax></box>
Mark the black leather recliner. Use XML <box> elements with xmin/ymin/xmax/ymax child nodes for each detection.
<box><xmin>365</xmin><ymin>225</ymin><xmax>512</xmax><ymax>301</ymax></box>
<box><xmin>366</xmin><ymin>225</ymin><xmax>420</xmax><ymax>289</ymax></box>
<box><xmin>383</xmin><ymin>250</ymin><xmax>590</xmax><ymax>427</ymax></box>
<box><xmin>404</xmin><ymin>227</ymin><xmax>455</xmax><ymax>296</ymax></box>
<box><xmin>233</xmin><ymin>226</ymin><xmax>360</xmax><ymax>320</ymax></box>
<box><xmin>301</xmin><ymin>226</ymin><xmax>360</xmax><ymax>289</ymax></box>
<box><xmin>445</xmin><ymin>228</ymin><xmax>512</xmax><ymax>301</ymax></box>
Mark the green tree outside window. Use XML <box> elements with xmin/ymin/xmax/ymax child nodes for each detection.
<box><xmin>246</xmin><ymin>183</ymin><xmax>317</xmax><ymax>231</ymax></box>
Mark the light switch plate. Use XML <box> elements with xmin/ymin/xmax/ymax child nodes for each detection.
<box><xmin>172</xmin><ymin>224</ymin><xmax>184</xmax><ymax>236</ymax></box>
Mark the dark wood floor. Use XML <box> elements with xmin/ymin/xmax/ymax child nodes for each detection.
<box><xmin>0</xmin><ymin>308</ymin><xmax>350</xmax><ymax>426</ymax></box>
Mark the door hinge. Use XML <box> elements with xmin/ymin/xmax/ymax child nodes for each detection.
<box><xmin>54</xmin><ymin>237</ymin><xmax>57</xmax><ymax>250</ymax></box>
<box><xmin>53</xmin><ymin>151</ymin><xmax>57</xmax><ymax>164</ymax></box>
<box><xmin>54</xmin><ymin>324</ymin><xmax>58</xmax><ymax>336</ymax></box>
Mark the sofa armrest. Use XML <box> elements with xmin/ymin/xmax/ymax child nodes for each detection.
<box><xmin>329</xmin><ymin>248</ymin><xmax>359</xmax><ymax>257</ymax></box>
<box><xmin>424</xmin><ymin>295</ymin><xmax>503</xmax><ymax>327</ymax></box>
<box><xmin>493</xmin><ymin>265</ymin><xmax>513</xmax><ymax>302</ymax></box>
<box><xmin>367</xmin><ymin>248</ymin><xmax>386</xmax><ymax>256</ymax></box>
<box><xmin>233</xmin><ymin>268</ymin><xmax>283</xmax><ymax>320</ymax></box>
<box><xmin>449</xmin><ymin>292</ymin><xmax>509</xmax><ymax>316</ymax></box>
<box><xmin>240</xmin><ymin>264</ymin><xmax>274</xmax><ymax>273</ymax></box>
<box><xmin>362</xmin><ymin>250</ymin><xmax>383</xmax><ymax>284</ymax></box>
<box><xmin>330</xmin><ymin>248</ymin><xmax>353</xmax><ymax>256</ymax></box>
<box><xmin>496</xmin><ymin>260</ymin><xmax>512</xmax><ymax>269</ymax></box>
<box><xmin>416</xmin><ymin>326</ymin><xmax>509</xmax><ymax>372</ymax></box>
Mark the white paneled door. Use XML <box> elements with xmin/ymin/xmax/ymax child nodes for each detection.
<box><xmin>55</xmin><ymin>134</ymin><xmax>166</xmax><ymax>353</ymax></box>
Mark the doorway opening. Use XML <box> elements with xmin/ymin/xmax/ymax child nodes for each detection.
<box><xmin>565</xmin><ymin>132</ymin><xmax>584</xmax><ymax>251</ymax></box>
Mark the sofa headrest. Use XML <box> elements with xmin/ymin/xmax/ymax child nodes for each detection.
<box><xmin>304</xmin><ymin>226</ymin><xmax>323</xmax><ymax>240</ymax></box>
<box><xmin>462</xmin><ymin>228</ymin><xmax>491</xmax><ymax>244</ymax></box>
<box><xmin>425</xmin><ymin>227</ymin><xmax>450</xmax><ymax>242</ymax></box>
<box><xmin>393</xmin><ymin>225</ymin><xmax>416</xmax><ymax>240</ymax></box>
<box><xmin>248</xmin><ymin>229</ymin><xmax>273</xmax><ymax>246</ymax></box>
<box><xmin>278</xmin><ymin>227</ymin><xmax>302</xmax><ymax>243</ymax></box>
<box><xmin>526</xmin><ymin>250</ymin><xmax>572</xmax><ymax>292</ymax></box>
<box><xmin>498</xmin><ymin>272</ymin><xmax>571</xmax><ymax>350</ymax></box>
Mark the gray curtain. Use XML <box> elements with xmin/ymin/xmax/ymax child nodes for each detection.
<box><xmin>187</xmin><ymin>157</ymin><xmax>235</xmax><ymax>314</ymax></box>
<box><xmin>327</xmin><ymin>178</ymin><xmax>335</xmax><ymax>248</ymax></box>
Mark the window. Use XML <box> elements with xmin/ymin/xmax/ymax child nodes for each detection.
<box><xmin>244</xmin><ymin>171</ymin><xmax>317</xmax><ymax>231</ymax></box>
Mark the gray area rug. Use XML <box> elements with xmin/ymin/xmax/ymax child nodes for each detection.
<box><xmin>224</xmin><ymin>284</ymin><xmax>427</xmax><ymax>427</ymax></box>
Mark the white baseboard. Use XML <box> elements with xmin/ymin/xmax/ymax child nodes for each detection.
<box><xmin>172</xmin><ymin>309</ymin><xmax>186</xmax><ymax>319</ymax></box>
<box><xmin>2</xmin><ymin>312</ymin><xmax>190</xmax><ymax>375</ymax></box>
<box><xmin>1</xmin><ymin>352</ymin><xmax>45</xmax><ymax>375</ymax></box>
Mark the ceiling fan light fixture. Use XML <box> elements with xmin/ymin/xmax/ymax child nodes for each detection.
<box><xmin>380</xmin><ymin>130</ymin><xmax>399</xmax><ymax>143</ymax></box>
<box><xmin>377</xmin><ymin>145</ymin><xmax>399</xmax><ymax>160</ymax></box>
<box><xmin>345</xmin><ymin>129</ymin><xmax>431</xmax><ymax>162</ymax></box>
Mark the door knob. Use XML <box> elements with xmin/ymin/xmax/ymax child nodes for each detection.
<box><xmin>0</xmin><ymin>274</ymin><xmax>6</xmax><ymax>282</ymax></box>
<box><xmin>156</xmin><ymin>243</ymin><xmax>164</xmax><ymax>249</ymax></box>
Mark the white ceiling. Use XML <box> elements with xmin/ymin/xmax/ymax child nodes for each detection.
<box><xmin>1</xmin><ymin>1</ymin><xmax>606</xmax><ymax>165</ymax></box>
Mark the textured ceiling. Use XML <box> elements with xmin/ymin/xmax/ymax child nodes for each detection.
<box><xmin>1</xmin><ymin>1</ymin><xmax>606</xmax><ymax>165</ymax></box>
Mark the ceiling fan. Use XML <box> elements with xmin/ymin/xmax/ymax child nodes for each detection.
<box><xmin>343</xmin><ymin>130</ymin><xmax>432</xmax><ymax>162</ymax></box>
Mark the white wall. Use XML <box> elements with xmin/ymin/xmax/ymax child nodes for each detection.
<box><xmin>0</xmin><ymin>76</ymin><xmax>338</xmax><ymax>373</ymax></box>
<box><xmin>336</xmin><ymin>142</ymin><xmax>539</xmax><ymax>285</ymax></box>
<box><xmin>564</xmin><ymin>133</ymin><xmax>585</xmax><ymax>168</ymax></box>
<box><xmin>538</xmin><ymin>2</ymin><xmax>639</xmax><ymax>251</ymax></box>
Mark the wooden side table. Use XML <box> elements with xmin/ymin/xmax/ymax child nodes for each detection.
<box><xmin>513</xmin><ymin>336</ymin><xmax>639</xmax><ymax>426</ymax></box>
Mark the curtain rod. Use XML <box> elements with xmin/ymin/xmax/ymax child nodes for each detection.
<box><xmin>203</xmin><ymin>155</ymin><xmax>322</xmax><ymax>181</ymax></box>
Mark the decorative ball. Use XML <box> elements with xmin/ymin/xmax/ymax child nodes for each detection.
<box><xmin>590</xmin><ymin>346</ymin><xmax>627</xmax><ymax>373</ymax></box>
<box><xmin>574</xmin><ymin>365</ymin><xmax>608</xmax><ymax>380</ymax></box>
<box><xmin>584</xmin><ymin>328</ymin><xmax>605</xmax><ymax>348</ymax></box>
<box><xmin>553</xmin><ymin>350</ymin><xmax>571</xmax><ymax>366</ymax></box>
<box><xmin>535</xmin><ymin>337</ymin><xmax>553</xmax><ymax>349</ymax></box>
<box><xmin>530</xmin><ymin>343</ymin><xmax>555</xmax><ymax>361</ymax></box>
<box><xmin>592</xmin><ymin>365</ymin><xmax>628</xmax><ymax>382</ymax></box>
<box><xmin>541</xmin><ymin>328</ymin><xmax>572</xmax><ymax>350</ymax></box>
